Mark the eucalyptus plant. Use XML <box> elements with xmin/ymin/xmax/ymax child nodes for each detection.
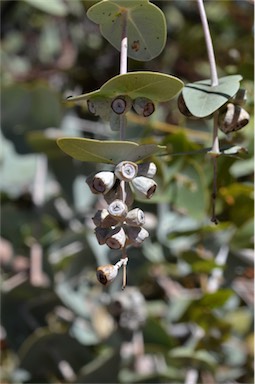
<box><xmin>57</xmin><ymin>0</ymin><xmax>250</xmax><ymax>288</ymax></box>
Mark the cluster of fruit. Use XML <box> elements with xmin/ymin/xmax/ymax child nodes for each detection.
<box><xmin>87</xmin><ymin>96</ymin><xmax>155</xmax><ymax>130</ymax></box>
<box><xmin>86</xmin><ymin>160</ymin><xmax>157</xmax><ymax>286</ymax></box>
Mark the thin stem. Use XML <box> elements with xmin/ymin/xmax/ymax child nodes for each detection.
<box><xmin>120</xmin><ymin>11</ymin><xmax>128</xmax><ymax>75</ymax></box>
<box><xmin>211</xmin><ymin>109</ymin><xmax>220</xmax><ymax>224</ymax></box>
<box><xmin>119</xmin><ymin>11</ymin><xmax>128</xmax><ymax>140</ymax></box>
<box><xmin>197</xmin><ymin>0</ymin><xmax>220</xmax><ymax>223</ymax></box>
<box><xmin>211</xmin><ymin>157</ymin><xmax>218</xmax><ymax>224</ymax></box>
<box><xmin>212</xmin><ymin>110</ymin><xmax>220</xmax><ymax>154</ymax></box>
<box><xmin>121</xmin><ymin>250</ymin><xmax>128</xmax><ymax>290</ymax></box>
<box><xmin>197</xmin><ymin>0</ymin><xmax>218</xmax><ymax>87</ymax></box>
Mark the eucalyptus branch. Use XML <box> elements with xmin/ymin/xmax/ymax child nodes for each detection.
<box><xmin>197</xmin><ymin>0</ymin><xmax>221</xmax><ymax>223</ymax></box>
<box><xmin>119</xmin><ymin>11</ymin><xmax>128</xmax><ymax>140</ymax></box>
<box><xmin>120</xmin><ymin>11</ymin><xmax>128</xmax><ymax>75</ymax></box>
<box><xmin>197</xmin><ymin>0</ymin><xmax>218</xmax><ymax>87</ymax></box>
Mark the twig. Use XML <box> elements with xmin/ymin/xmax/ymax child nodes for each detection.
<box><xmin>121</xmin><ymin>250</ymin><xmax>128</xmax><ymax>290</ymax></box>
<box><xmin>197</xmin><ymin>0</ymin><xmax>218</xmax><ymax>87</ymax></box>
<box><xmin>119</xmin><ymin>11</ymin><xmax>128</xmax><ymax>140</ymax></box>
<box><xmin>120</xmin><ymin>11</ymin><xmax>128</xmax><ymax>75</ymax></box>
<box><xmin>197</xmin><ymin>0</ymin><xmax>220</xmax><ymax>224</ymax></box>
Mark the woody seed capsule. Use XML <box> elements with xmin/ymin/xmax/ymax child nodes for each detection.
<box><xmin>219</xmin><ymin>103</ymin><xmax>250</xmax><ymax>134</ymax></box>
<box><xmin>137</xmin><ymin>162</ymin><xmax>157</xmax><ymax>178</ymax></box>
<box><xmin>92</xmin><ymin>209</ymin><xmax>118</xmax><ymax>228</ymax></box>
<box><xmin>125</xmin><ymin>208</ymin><xmax>145</xmax><ymax>227</ymax></box>
<box><xmin>115</xmin><ymin>161</ymin><xmax>138</xmax><ymax>181</ymax></box>
<box><xmin>131</xmin><ymin>176</ymin><xmax>157</xmax><ymax>199</ymax></box>
<box><xmin>86</xmin><ymin>171</ymin><xmax>115</xmax><ymax>194</ymax></box>
<box><xmin>125</xmin><ymin>226</ymin><xmax>149</xmax><ymax>246</ymax></box>
<box><xmin>96</xmin><ymin>264</ymin><xmax>118</xmax><ymax>285</ymax></box>
<box><xmin>106</xmin><ymin>227</ymin><xmax>126</xmax><ymax>250</ymax></box>
<box><xmin>108</xmin><ymin>199</ymin><xmax>128</xmax><ymax>220</ymax></box>
<box><xmin>95</xmin><ymin>227</ymin><xmax>111</xmax><ymax>245</ymax></box>
<box><xmin>132</xmin><ymin>97</ymin><xmax>155</xmax><ymax>117</ymax></box>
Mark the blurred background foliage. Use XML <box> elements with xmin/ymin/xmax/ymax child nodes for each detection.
<box><xmin>0</xmin><ymin>0</ymin><xmax>254</xmax><ymax>383</ymax></box>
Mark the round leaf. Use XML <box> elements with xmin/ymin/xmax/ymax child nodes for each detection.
<box><xmin>182</xmin><ymin>75</ymin><xmax>242</xmax><ymax>117</ymax></box>
<box><xmin>67</xmin><ymin>72</ymin><xmax>183</xmax><ymax>103</ymax></box>
<box><xmin>57</xmin><ymin>137</ymin><xmax>166</xmax><ymax>163</ymax></box>
<box><xmin>87</xmin><ymin>0</ymin><xmax>166</xmax><ymax>61</ymax></box>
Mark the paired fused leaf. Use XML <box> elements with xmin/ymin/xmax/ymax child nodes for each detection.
<box><xmin>67</xmin><ymin>72</ymin><xmax>183</xmax><ymax>103</ymax></box>
<box><xmin>87</xmin><ymin>0</ymin><xmax>167</xmax><ymax>61</ymax></box>
<box><xmin>57</xmin><ymin>137</ymin><xmax>166</xmax><ymax>164</ymax></box>
<box><xmin>182</xmin><ymin>75</ymin><xmax>242</xmax><ymax>118</ymax></box>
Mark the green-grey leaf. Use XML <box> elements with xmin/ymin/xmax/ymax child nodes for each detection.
<box><xmin>87</xmin><ymin>0</ymin><xmax>166</xmax><ymax>61</ymax></box>
<box><xmin>57</xmin><ymin>137</ymin><xmax>166</xmax><ymax>163</ymax></box>
<box><xmin>182</xmin><ymin>75</ymin><xmax>242</xmax><ymax>118</ymax></box>
<box><xmin>67</xmin><ymin>72</ymin><xmax>183</xmax><ymax>103</ymax></box>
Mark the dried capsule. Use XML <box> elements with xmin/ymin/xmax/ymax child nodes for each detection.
<box><xmin>108</xmin><ymin>199</ymin><xmax>128</xmax><ymax>220</ymax></box>
<box><xmin>125</xmin><ymin>226</ymin><xmax>149</xmax><ymax>246</ymax></box>
<box><xmin>131</xmin><ymin>176</ymin><xmax>157</xmax><ymax>199</ymax></box>
<box><xmin>111</xmin><ymin>95</ymin><xmax>132</xmax><ymax>115</ymax></box>
<box><xmin>133</xmin><ymin>97</ymin><xmax>155</xmax><ymax>117</ymax></box>
<box><xmin>96</xmin><ymin>264</ymin><xmax>118</xmax><ymax>285</ymax></box>
<box><xmin>106</xmin><ymin>227</ymin><xmax>126</xmax><ymax>250</ymax></box>
<box><xmin>125</xmin><ymin>208</ymin><xmax>145</xmax><ymax>227</ymax></box>
<box><xmin>92</xmin><ymin>209</ymin><xmax>118</xmax><ymax>228</ymax></box>
<box><xmin>219</xmin><ymin>103</ymin><xmax>250</xmax><ymax>134</ymax></box>
<box><xmin>95</xmin><ymin>227</ymin><xmax>111</xmax><ymax>245</ymax></box>
<box><xmin>115</xmin><ymin>161</ymin><xmax>138</xmax><ymax>181</ymax></box>
<box><xmin>137</xmin><ymin>162</ymin><xmax>157</xmax><ymax>178</ymax></box>
<box><xmin>86</xmin><ymin>171</ymin><xmax>115</xmax><ymax>194</ymax></box>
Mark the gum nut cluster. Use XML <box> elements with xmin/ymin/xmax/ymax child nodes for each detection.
<box><xmin>86</xmin><ymin>160</ymin><xmax>157</xmax><ymax>250</ymax></box>
<box><xmin>87</xmin><ymin>95</ymin><xmax>155</xmax><ymax>119</ymax></box>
